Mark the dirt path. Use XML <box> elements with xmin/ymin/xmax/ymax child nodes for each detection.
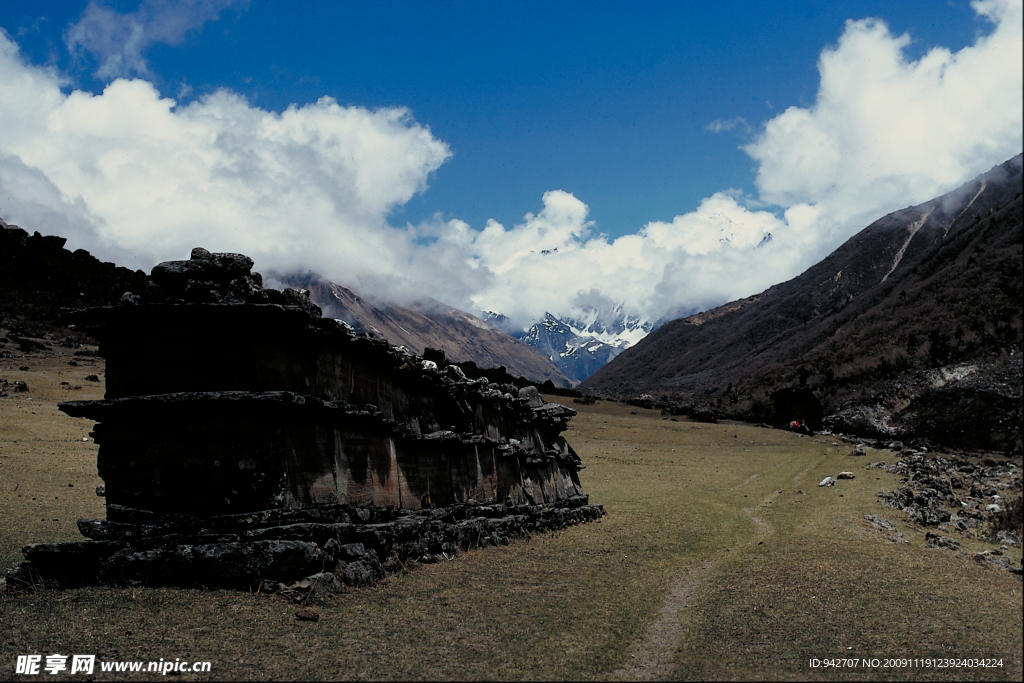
<box><xmin>732</xmin><ymin>472</ymin><xmax>761</xmax><ymax>489</ymax></box>
<box><xmin>609</xmin><ymin>490</ymin><xmax>778</xmax><ymax>681</ymax></box>
<box><xmin>606</xmin><ymin>554</ymin><xmax>725</xmax><ymax>681</ymax></box>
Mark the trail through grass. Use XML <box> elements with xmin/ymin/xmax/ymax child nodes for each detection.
<box><xmin>1</xmin><ymin>349</ymin><xmax>1021</xmax><ymax>680</ymax></box>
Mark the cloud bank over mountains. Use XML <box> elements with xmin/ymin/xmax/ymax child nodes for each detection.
<box><xmin>1</xmin><ymin>0</ymin><xmax>1021</xmax><ymax>330</ymax></box>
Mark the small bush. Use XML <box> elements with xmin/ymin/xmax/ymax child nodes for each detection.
<box><xmin>990</xmin><ymin>495</ymin><xmax>1023</xmax><ymax>536</ymax></box>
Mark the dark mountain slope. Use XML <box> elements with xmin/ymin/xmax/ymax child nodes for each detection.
<box><xmin>1</xmin><ymin>222</ymin><xmax>147</xmax><ymax>342</ymax></box>
<box><xmin>279</xmin><ymin>274</ymin><xmax>572</xmax><ymax>388</ymax></box>
<box><xmin>581</xmin><ymin>155</ymin><xmax>1023</xmax><ymax>451</ymax></box>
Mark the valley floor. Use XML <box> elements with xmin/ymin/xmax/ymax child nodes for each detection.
<box><xmin>0</xmin><ymin>345</ymin><xmax>1021</xmax><ymax>681</ymax></box>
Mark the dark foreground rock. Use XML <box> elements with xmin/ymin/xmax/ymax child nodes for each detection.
<box><xmin>6</xmin><ymin>496</ymin><xmax>603</xmax><ymax>595</ymax></box>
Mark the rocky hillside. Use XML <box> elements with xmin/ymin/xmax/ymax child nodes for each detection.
<box><xmin>278</xmin><ymin>274</ymin><xmax>572</xmax><ymax>388</ymax></box>
<box><xmin>581</xmin><ymin>155</ymin><xmax>1023</xmax><ymax>452</ymax></box>
<box><xmin>0</xmin><ymin>220</ymin><xmax>147</xmax><ymax>342</ymax></box>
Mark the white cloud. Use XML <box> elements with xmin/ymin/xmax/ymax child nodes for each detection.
<box><xmin>410</xmin><ymin>190</ymin><xmax>788</xmax><ymax>329</ymax></box>
<box><xmin>0</xmin><ymin>29</ymin><xmax>451</xmax><ymax>278</ymax></box>
<box><xmin>705</xmin><ymin>117</ymin><xmax>750</xmax><ymax>134</ymax></box>
<box><xmin>465</xmin><ymin>0</ymin><xmax>1021</xmax><ymax>328</ymax></box>
<box><xmin>744</xmin><ymin>0</ymin><xmax>1023</xmax><ymax>240</ymax></box>
<box><xmin>1</xmin><ymin>0</ymin><xmax>1021</xmax><ymax>338</ymax></box>
<box><xmin>65</xmin><ymin>0</ymin><xmax>247</xmax><ymax>79</ymax></box>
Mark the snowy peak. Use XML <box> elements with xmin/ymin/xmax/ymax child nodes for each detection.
<box><xmin>510</xmin><ymin>308</ymin><xmax>653</xmax><ymax>384</ymax></box>
<box><xmin>561</xmin><ymin>306</ymin><xmax>653</xmax><ymax>349</ymax></box>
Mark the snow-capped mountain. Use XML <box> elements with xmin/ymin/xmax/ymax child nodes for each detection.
<box><xmin>485</xmin><ymin>307</ymin><xmax>653</xmax><ymax>384</ymax></box>
<box><xmin>561</xmin><ymin>304</ymin><xmax>652</xmax><ymax>349</ymax></box>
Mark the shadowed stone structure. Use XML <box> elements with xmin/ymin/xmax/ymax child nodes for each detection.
<box><xmin>7</xmin><ymin>248</ymin><xmax>602</xmax><ymax>594</ymax></box>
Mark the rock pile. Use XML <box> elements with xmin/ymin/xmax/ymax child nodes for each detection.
<box><xmin>876</xmin><ymin>452</ymin><xmax>1020</xmax><ymax>535</ymax></box>
<box><xmin>0</xmin><ymin>379</ymin><xmax>28</xmax><ymax>396</ymax></box>
<box><xmin>6</xmin><ymin>248</ymin><xmax>603</xmax><ymax>594</ymax></box>
<box><xmin>7</xmin><ymin>496</ymin><xmax>601</xmax><ymax>596</ymax></box>
<box><xmin>873</xmin><ymin>451</ymin><xmax>1022</xmax><ymax>578</ymax></box>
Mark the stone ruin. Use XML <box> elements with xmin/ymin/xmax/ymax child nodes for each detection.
<box><xmin>6</xmin><ymin>248</ymin><xmax>603</xmax><ymax>596</ymax></box>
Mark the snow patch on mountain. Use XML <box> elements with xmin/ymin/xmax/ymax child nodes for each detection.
<box><xmin>484</xmin><ymin>306</ymin><xmax>653</xmax><ymax>384</ymax></box>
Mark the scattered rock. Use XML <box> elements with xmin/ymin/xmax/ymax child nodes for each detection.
<box><xmin>996</xmin><ymin>530</ymin><xmax>1021</xmax><ymax>547</ymax></box>
<box><xmin>877</xmin><ymin>452</ymin><xmax>1021</xmax><ymax>532</ymax></box>
<box><xmin>909</xmin><ymin>506</ymin><xmax>952</xmax><ymax>526</ymax></box>
<box><xmin>925</xmin><ymin>532</ymin><xmax>960</xmax><ymax>551</ymax></box>
<box><xmin>973</xmin><ymin>552</ymin><xmax>1024</xmax><ymax>578</ymax></box>
<box><xmin>84</xmin><ymin>374</ymin><xmax>100</xmax><ymax>382</ymax></box>
<box><xmin>819</xmin><ymin>477</ymin><xmax>836</xmax><ymax>487</ymax></box>
<box><xmin>837</xmin><ymin>472</ymin><xmax>855</xmax><ymax>480</ymax></box>
<box><xmin>864</xmin><ymin>514</ymin><xmax>909</xmax><ymax>544</ymax></box>
<box><xmin>295</xmin><ymin>609</ymin><xmax>320</xmax><ymax>622</ymax></box>
<box><xmin>865</xmin><ymin>514</ymin><xmax>897</xmax><ymax>531</ymax></box>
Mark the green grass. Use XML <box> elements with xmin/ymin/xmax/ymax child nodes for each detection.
<box><xmin>1</xmin><ymin>349</ymin><xmax>1021</xmax><ymax>681</ymax></box>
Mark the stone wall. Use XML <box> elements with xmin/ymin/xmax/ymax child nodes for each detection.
<box><xmin>7</xmin><ymin>248</ymin><xmax>602</xmax><ymax>593</ymax></box>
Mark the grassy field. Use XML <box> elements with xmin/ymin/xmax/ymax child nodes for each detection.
<box><xmin>1</xmin><ymin>343</ymin><xmax>1021</xmax><ymax>681</ymax></box>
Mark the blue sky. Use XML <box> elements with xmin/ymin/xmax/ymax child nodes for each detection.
<box><xmin>1</xmin><ymin>1</ymin><xmax>1021</xmax><ymax>327</ymax></box>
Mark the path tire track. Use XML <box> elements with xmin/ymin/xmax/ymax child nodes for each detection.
<box><xmin>610</xmin><ymin>490</ymin><xmax>778</xmax><ymax>680</ymax></box>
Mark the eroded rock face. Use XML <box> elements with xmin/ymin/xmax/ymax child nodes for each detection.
<box><xmin>8</xmin><ymin>248</ymin><xmax>603</xmax><ymax>593</ymax></box>
<box><xmin>823</xmin><ymin>360</ymin><xmax>1022</xmax><ymax>453</ymax></box>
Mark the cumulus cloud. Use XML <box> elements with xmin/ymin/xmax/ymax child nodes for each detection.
<box><xmin>0</xmin><ymin>29</ymin><xmax>451</xmax><ymax>278</ymax></box>
<box><xmin>463</xmin><ymin>0</ymin><xmax>1022</xmax><ymax>328</ymax></box>
<box><xmin>407</xmin><ymin>190</ymin><xmax>789</xmax><ymax>329</ymax></box>
<box><xmin>1</xmin><ymin>0</ymin><xmax>1021</xmax><ymax>336</ymax></box>
<box><xmin>744</xmin><ymin>0</ymin><xmax>1023</xmax><ymax>240</ymax></box>
<box><xmin>65</xmin><ymin>0</ymin><xmax>247</xmax><ymax>79</ymax></box>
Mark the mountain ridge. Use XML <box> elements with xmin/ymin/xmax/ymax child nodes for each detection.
<box><xmin>276</xmin><ymin>274</ymin><xmax>573</xmax><ymax>388</ymax></box>
<box><xmin>580</xmin><ymin>154</ymin><xmax>1023</xmax><ymax>451</ymax></box>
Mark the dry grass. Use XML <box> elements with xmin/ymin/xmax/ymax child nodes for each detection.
<box><xmin>0</xmin><ymin>339</ymin><xmax>106</xmax><ymax>568</ymax></box>
<box><xmin>0</xmin><ymin>346</ymin><xmax>1021</xmax><ymax>681</ymax></box>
